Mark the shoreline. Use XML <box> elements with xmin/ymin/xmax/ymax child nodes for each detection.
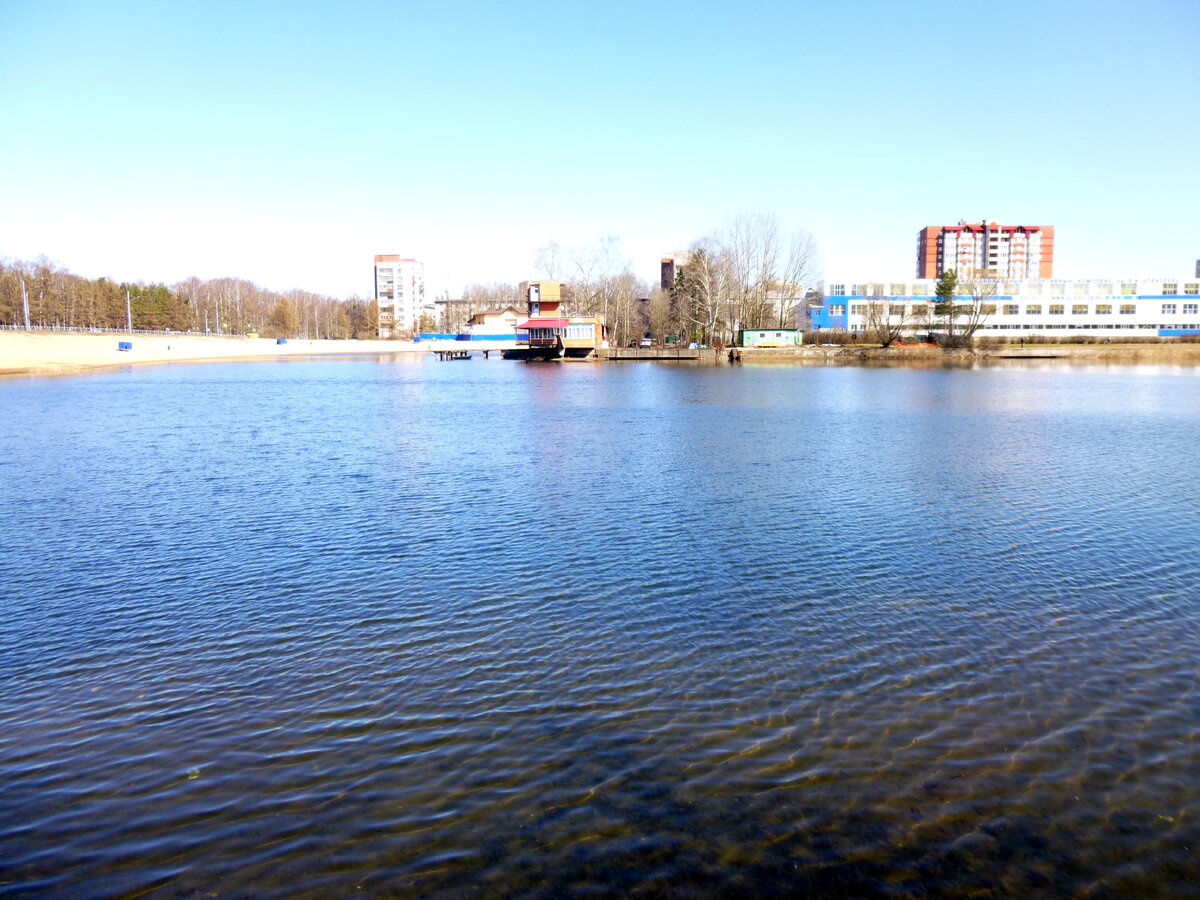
<box><xmin>0</xmin><ymin>332</ymin><xmax>509</xmax><ymax>378</ymax></box>
<box><xmin>4</xmin><ymin>331</ymin><xmax>1200</xmax><ymax>378</ymax></box>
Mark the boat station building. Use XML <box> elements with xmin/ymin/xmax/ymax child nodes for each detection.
<box><xmin>810</xmin><ymin>277</ymin><xmax>1200</xmax><ymax>338</ymax></box>
<box><xmin>512</xmin><ymin>281</ymin><xmax>606</xmax><ymax>358</ymax></box>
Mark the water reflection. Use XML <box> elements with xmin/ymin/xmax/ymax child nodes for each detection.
<box><xmin>0</xmin><ymin>358</ymin><xmax>1198</xmax><ymax>897</ymax></box>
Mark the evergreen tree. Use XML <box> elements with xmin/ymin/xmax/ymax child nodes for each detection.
<box><xmin>934</xmin><ymin>269</ymin><xmax>959</xmax><ymax>343</ymax></box>
<box><xmin>934</xmin><ymin>269</ymin><xmax>958</xmax><ymax>320</ymax></box>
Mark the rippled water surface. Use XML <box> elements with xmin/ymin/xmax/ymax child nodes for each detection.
<box><xmin>2</xmin><ymin>357</ymin><xmax>1199</xmax><ymax>898</ymax></box>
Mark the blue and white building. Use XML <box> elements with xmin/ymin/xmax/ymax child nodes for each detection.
<box><xmin>810</xmin><ymin>277</ymin><xmax>1200</xmax><ymax>337</ymax></box>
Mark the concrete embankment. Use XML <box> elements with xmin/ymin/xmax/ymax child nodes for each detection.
<box><xmin>709</xmin><ymin>344</ymin><xmax>1200</xmax><ymax>365</ymax></box>
<box><xmin>0</xmin><ymin>331</ymin><xmax>514</xmax><ymax>377</ymax></box>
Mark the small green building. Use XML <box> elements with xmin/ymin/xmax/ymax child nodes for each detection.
<box><xmin>739</xmin><ymin>328</ymin><xmax>803</xmax><ymax>347</ymax></box>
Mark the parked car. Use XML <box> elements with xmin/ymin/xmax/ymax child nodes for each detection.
<box><xmin>639</xmin><ymin>338</ymin><xmax>653</xmax><ymax>348</ymax></box>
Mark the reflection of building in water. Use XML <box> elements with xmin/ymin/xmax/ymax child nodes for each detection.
<box><xmin>811</xmin><ymin>277</ymin><xmax>1200</xmax><ymax>338</ymax></box>
<box><xmin>506</xmin><ymin>281</ymin><xmax>606</xmax><ymax>360</ymax></box>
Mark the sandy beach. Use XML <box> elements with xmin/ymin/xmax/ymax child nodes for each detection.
<box><xmin>0</xmin><ymin>331</ymin><xmax>514</xmax><ymax>377</ymax></box>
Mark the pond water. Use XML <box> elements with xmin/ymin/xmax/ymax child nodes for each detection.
<box><xmin>2</xmin><ymin>357</ymin><xmax>1198</xmax><ymax>898</ymax></box>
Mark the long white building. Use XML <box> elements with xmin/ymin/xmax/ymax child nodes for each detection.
<box><xmin>812</xmin><ymin>277</ymin><xmax>1200</xmax><ymax>337</ymax></box>
<box><xmin>373</xmin><ymin>255</ymin><xmax>428</xmax><ymax>338</ymax></box>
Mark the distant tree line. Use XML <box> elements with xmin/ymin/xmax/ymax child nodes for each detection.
<box><xmin>0</xmin><ymin>257</ymin><xmax>379</xmax><ymax>339</ymax></box>
<box><xmin>663</xmin><ymin>213</ymin><xmax>820</xmax><ymax>347</ymax></box>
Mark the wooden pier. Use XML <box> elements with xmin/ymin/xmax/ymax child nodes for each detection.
<box><xmin>432</xmin><ymin>349</ymin><xmax>494</xmax><ymax>360</ymax></box>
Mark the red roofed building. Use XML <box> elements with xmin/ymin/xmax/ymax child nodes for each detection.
<box><xmin>508</xmin><ymin>280</ymin><xmax>606</xmax><ymax>359</ymax></box>
<box><xmin>917</xmin><ymin>221</ymin><xmax>1054</xmax><ymax>280</ymax></box>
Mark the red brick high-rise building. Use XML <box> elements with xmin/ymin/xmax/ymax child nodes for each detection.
<box><xmin>917</xmin><ymin>220</ymin><xmax>1054</xmax><ymax>279</ymax></box>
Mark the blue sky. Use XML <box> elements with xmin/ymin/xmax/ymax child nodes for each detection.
<box><xmin>1</xmin><ymin>0</ymin><xmax>1196</xmax><ymax>298</ymax></box>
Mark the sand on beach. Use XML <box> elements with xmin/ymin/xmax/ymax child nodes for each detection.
<box><xmin>0</xmin><ymin>331</ymin><xmax>515</xmax><ymax>377</ymax></box>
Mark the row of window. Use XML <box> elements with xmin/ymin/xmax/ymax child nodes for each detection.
<box><xmin>823</xmin><ymin>303</ymin><xmax>1199</xmax><ymax>317</ymax></box>
<box><xmin>983</xmin><ymin>324</ymin><xmax>1200</xmax><ymax>331</ymax></box>
<box><xmin>827</xmin><ymin>283</ymin><xmax>1200</xmax><ymax>297</ymax></box>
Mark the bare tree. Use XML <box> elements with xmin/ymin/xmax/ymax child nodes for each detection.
<box><xmin>674</xmin><ymin>239</ymin><xmax>734</xmax><ymax>345</ymax></box>
<box><xmin>714</xmin><ymin>214</ymin><xmax>820</xmax><ymax>341</ymax></box>
<box><xmin>648</xmin><ymin>287</ymin><xmax>671</xmax><ymax>343</ymax></box>
<box><xmin>566</xmin><ymin>235</ymin><xmax>626</xmax><ymax>324</ymax></box>
<box><xmin>725</xmin><ymin>213</ymin><xmax>782</xmax><ymax>335</ymax></box>
<box><xmin>773</xmin><ymin>229</ymin><xmax>819</xmax><ymax>328</ymax></box>
<box><xmin>956</xmin><ymin>271</ymin><xmax>999</xmax><ymax>346</ymax></box>
<box><xmin>534</xmin><ymin>240</ymin><xmax>563</xmax><ymax>281</ymax></box>
<box><xmin>863</xmin><ymin>294</ymin><xmax>911</xmax><ymax>347</ymax></box>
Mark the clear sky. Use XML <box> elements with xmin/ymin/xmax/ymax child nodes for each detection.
<box><xmin>1</xmin><ymin>0</ymin><xmax>1196</xmax><ymax>299</ymax></box>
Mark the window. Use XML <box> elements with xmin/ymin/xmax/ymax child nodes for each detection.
<box><xmin>850</xmin><ymin>304</ymin><xmax>865</xmax><ymax>315</ymax></box>
<box><xmin>1120</xmin><ymin>304</ymin><xmax>1136</xmax><ymax>314</ymax></box>
<box><xmin>889</xmin><ymin>305</ymin><xmax>905</xmax><ymax>316</ymax></box>
<box><xmin>1162</xmin><ymin>283</ymin><xmax>1177</xmax><ymax>295</ymax></box>
<box><xmin>1026</xmin><ymin>284</ymin><xmax>1042</xmax><ymax>295</ymax></box>
<box><xmin>1049</xmin><ymin>305</ymin><xmax>1064</xmax><ymax>315</ymax></box>
<box><xmin>1003</xmin><ymin>283</ymin><xmax>1017</xmax><ymax>294</ymax></box>
<box><xmin>1074</xmin><ymin>283</ymin><xmax>1089</xmax><ymax>295</ymax></box>
<box><xmin>1073</xmin><ymin>305</ymin><xmax>1088</xmax><ymax>315</ymax></box>
<box><xmin>912</xmin><ymin>304</ymin><xmax>928</xmax><ymax>316</ymax></box>
<box><xmin>889</xmin><ymin>284</ymin><xmax>906</xmax><ymax>295</ymax></box>
<box><xmin>1184</xmin><ymin>304</ymin><xmax>1198</xmax><ymax>315</ymax></box>
<box><xmin>1026</xmin><ymin>304</ymin><xmax>1042</xmax><ymax>315</ymax></box>
<box><xmin>1162</xmin><ymin>304</ymin><xmax>1177</xmax><ymax>315</ymax></box>
<box><xmin>1095</xmin><ymin>283</ymin><xmax>1112</xmax><ymax>294</ymax></box>
<box><xmin>1186</xmin><ymin>284</ymin><xmax>1200</xmax><ymax>295</ymax></box>
<box><xmin>829</xmin><ymin>284</ymin><xmax>845</xmax><ymax>296</ymax></box>
<box><xmin>1121</xmin><ymin>283</ymin><xmax>1137</xmax><ymax>295</ymax></box>
<box><xmin>829</xmin><ymin>305</ymin><xmax>846</xmax><ymax>316</ymax></box>
<box><xmin>1003</xmin><ymin>304</ymin><xmax>1019</xmax><ymax>315</ymax></box>
<box><xmin>1096</xmin><ymin>304</ymin><xmax>1112</xmax><ymax>314</ymax></box>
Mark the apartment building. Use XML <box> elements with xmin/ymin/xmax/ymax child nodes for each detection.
<box><xmin>811</xmin><ymin>277</ymin><xmax>1200</xmax><ymax>337</ymax></box>
<box><xmin>373</xmin><ymin>255</ymin><xmax>427</xmax><ymax>338</ymax></box>
<box><xmin>917</xmin><ymin>221</ymin><xmax>1054</xmax><ymax>279</ymax></box>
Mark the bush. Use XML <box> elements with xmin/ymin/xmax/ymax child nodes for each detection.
<box><xmin>805</xmin><ymin>330</ymin><xmax>855</xmax><ymax>346</ymax></box>
<box><xmin>1002</xmin><ymin>334</ymin><xmax>1190</xmax><ymax>346</ymax></box>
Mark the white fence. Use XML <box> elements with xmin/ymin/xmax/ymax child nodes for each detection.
<box><xmin>0</xmin><ymin>324</ymin><xmax>249</xmax><ymax>338</ymax></box>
